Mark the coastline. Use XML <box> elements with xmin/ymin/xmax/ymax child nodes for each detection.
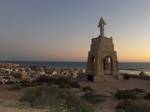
<box><xmin>1</xmin><ymin>61</ymin><xmax>150</xmax><ymax>76</ymax></box>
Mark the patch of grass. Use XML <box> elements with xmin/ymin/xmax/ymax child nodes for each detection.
<box><xmin>60</xmin><ymin>89</ymin><xmax>94</xmax><ymax>112</ymax></box>
<box><xmin>20</xmin><ymin>86</ymin><xmax>60</xmax><ymax>107</ymax></box>
<box><xmin>19</xmin><ymin>77</ymin><xmax>81</xmax><ymax>89</ymax></box>
<box><xmin>82</xmin><ymin>93</ymin><xmax>106</xmax><ymax>104</ymax></box>
<box><xmin>82</xmin><ymin>86</ymin><xmax>93</xmax><ymax>93</ymax></box>
<box><xmin>115</xmin><ymin>89</ymin><xmax>144</xmax><ymax>100</ymax></box>
<box><xmin>115</xmin><ymin>90</ymin><xmax>137</xmax><ymax>100</ymax></box>
<box><xmin>55</xmin><ymin>77</ymin><xmax>72</xmax><ymax>88</ymax></box>
<box><xmin>7</xmin><ymin>84</ymin><xmax>23</xmax><ymax>91</ymax></box>
<box><xmin>132</xmin><ymin>88</ymin><xmax>145</xmax><ymax>93</ymax></box>
<box><xmin>54</xmin><ymin>78</ymin><xmax>80</xmax><ymax>89</ymax></box>
<box><xmin>20</xmin><ymin>80</ymin><xmax>34</xmax><ymax>87</ymax></box>
<box><xmin>116</xmin><ymin>100</ymin><xmax>150</xmax><ymax>112</ymax></box>
<box><xmin>144</xmin><ymin>93</ymin><xmax>150</xmax><ymax>100</ymax></box>
<box><xmin>20</xmin><ymin>85</ymin><xmax>94</xmax><ymax>112</ymax></box>
<box><xmin>70</xmin><ymin>81</ymin><xmax>80</xmax><ymax>88</ymax></box>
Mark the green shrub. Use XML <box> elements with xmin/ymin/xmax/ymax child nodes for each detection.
<box><xmin>123</xmin><ymin>74</ymin><xmax>130</xmax><ymax>80</ymax></box>
<box><xmin>70</xmin><ymin>81</ymin><xmax>80</xmax><ymax>88</ymax></box>
<box><xmin>132</xmin><ymin>88</ymin><xmax>145</xmax><ymax>93</ymax></box>
<box><xmin>35</xmin><ymin>75</ymin><xmax>51</xmax><ymax>83</ymax></box>
<box><xmin>60</xmin><ymin>89</ymin><xmax>94</xmax><ymax>112</ymax></box>
<box><xmin>20</xmin><ymin>77</ymin><xmax>80</xmax><ymax>89</ymax></box>
<box><xmin>56</xmin><ymin>78</ymin><xmax>71</xmax><ymax>88</ymax></box>
<box><xmin>54</xmin><ymin>78</ymin><xmax>81</xmax><ymax>89</ymax></box>
<box><xmin>144</xmin><ymin>93</ymin><xmax>150</xmax><ymax>100</ymax></box>
<box><xmin>20</xmin><ymin>80</ymin><xmax>33</xmax><ymax>87</ymax></box>
<box><xmin>116</xmin><ymin>100</ymin><xmax>131</xmax><ymax>110</ymax></box>
<box><xmin>8</xmin><ymin>84</ymin><xmax>23</xmax><ymax>91</ymax></box>
<box><xmin>115</xmin><ymin>90</ymin><xmax>137</xmax><ymax>100</ymax></box>
<box><xmin>116</xmin><ymin>100</ymin><xmax>150</xmax><ymax>112</ymax></box>
<box><xmin>115</xmin><ymin>89</ymin><xmax>146</xmax><ymax>100</ymax></box>
<box><xmin>20</xmin><ymin>85</ymin><xmax>94</xmax><ymax>112</ymax></box>
<box><xmin>82</xmin><ymin>86</ymin><xmax>93</xmax><ymax>93</ymax></box>
<box><xmin>82</xmin><ymin>93</ymin><xmax>105</xmax><ymax>104</ymax></box>
<box><xmin>20</xmin><ymin>86</ymin><xmax>61</xmax><ymax>107</ymax></box>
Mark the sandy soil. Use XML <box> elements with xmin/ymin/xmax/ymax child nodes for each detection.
<box><xmin>0</xmin><ymin>85</ymin><xmax>23</xmax><ymax>101</ymax></box>
<box><xmin>80</xmin><ymin>78</ymin><xmax>150</xmax><ymax>95</ymax></box>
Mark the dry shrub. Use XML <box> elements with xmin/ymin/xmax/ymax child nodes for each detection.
<box><xmin>116</xmin><ymin>100</ymin><xmax>150</xmax><ymax>112</ymax></box>
<box><xmin>20</xmin><ymin>85</ymin><xmax>94</xmax><ymax>112</ymax></box>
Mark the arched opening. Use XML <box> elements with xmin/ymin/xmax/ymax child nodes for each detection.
<box><xmin>103</xmin><ymin>56</ymin><xmax>113</xmax><ymax>75</ymax></box>
<box><xmin>90</xmin><ymin>56</ymin><xmax>96</xmax><ymax>71</ymax></box>
<box><xmin>87</xmin><ymin>56</ymin><xmax>96</xmax><ymax>82</ymax></box>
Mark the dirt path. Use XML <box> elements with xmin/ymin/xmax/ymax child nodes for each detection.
<box><xmin>0</xmin><ymin>85</ymin><xmax>23</xmax><ymax>101</ymax></box>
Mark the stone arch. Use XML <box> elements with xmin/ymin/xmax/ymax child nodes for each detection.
<box><xmin>90</xmin><ymin>55</ymin><xmax>96</xmax><ymax>71</ymax></box>
<box><xmin>103</xmin><ymin>56</ymin><xmax>113</xmax><ymax>75</ymax></box>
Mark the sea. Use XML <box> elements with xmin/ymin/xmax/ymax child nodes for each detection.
<box><xmin>0</xmin><ymin>61</ymin><xmax>150</xmax><ymax>76</ymax></box>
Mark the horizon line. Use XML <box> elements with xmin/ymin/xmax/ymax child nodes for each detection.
<box><xmin>0</xmin><ymin>60</ymin><xmax>150</xmax><ymax>63</ymax></box>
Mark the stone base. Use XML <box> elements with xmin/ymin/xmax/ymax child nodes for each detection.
<box><xmin>94</xmin><ymin>74</ymin><xmax>122</xmax><ymax>82</ymax></box>
<box><xmin>94</xmin><ymin>75</ymin><xmax>107</xmax><ymax>82</ymax></box>
<box><xmin>115</xmin><ymin>73</ymin><xmax>123</xmax><ymax>80</ymax></box>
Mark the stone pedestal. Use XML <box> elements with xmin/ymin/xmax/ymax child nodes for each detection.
<box><xmin>86</xmin><ymin>17</ymin><xmax>120</xmax><ymax>82</ymax></box>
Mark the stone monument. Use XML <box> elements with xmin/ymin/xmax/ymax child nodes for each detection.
<box><xmin>86</xmin><ymin>17</ymin><xmax>120</xmax><ymax>81</ymax></box>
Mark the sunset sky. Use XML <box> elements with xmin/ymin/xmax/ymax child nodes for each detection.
<box><xmin>0</xmin><ymin>0</ymin><xmax>150</xmax><ymax>62</ymax></box>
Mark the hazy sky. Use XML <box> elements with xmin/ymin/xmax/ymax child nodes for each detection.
<box><xmin>0</xmin><ymin>0</ymin><xmax>150</xmax><ymax>62</ymax></box>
